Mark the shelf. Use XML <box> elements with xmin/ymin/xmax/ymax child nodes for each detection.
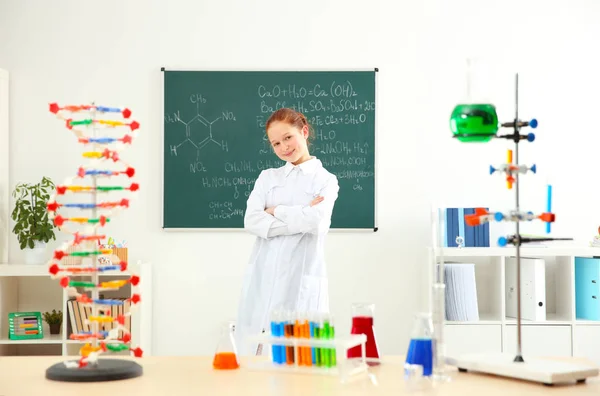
<box><xmin>0</xmin><ymin>264</ymin><xmax>139</xmax><ymax>277</ymax></box>
<box><xmin>0</xmin><ymin>264</ymin><xmax>50</xmax><ymax>277</ymax></box>
<box><xmin>575</xmin><ymin>320</ymin><xmax>600</xmax><ymax>326</ymax></box>
<box><xmin>0</xmin><ymin>334</ymin><xmax>63</xmax><ymax>345</ymax></box>
<box><xmin>434</xmin><ymin>246</ymin><xmax>600</xmax><ymax>258</ymax></box>
<box><xmin>446</xmin><ymin>313</ymin><xmax>501</xmax><ymax>325</ymax></box>
<box><xmin>0</xmin><ymin>260</ymin><xmax>152</xmax><ymax>357</ymax></box>
<box><xmin>505</xmin><ymin>313</ymin><xmax>572</xmax><ymax>325</ymax></box>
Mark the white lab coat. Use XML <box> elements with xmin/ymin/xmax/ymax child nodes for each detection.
<box><xmin>234</xmin><ymin>157</ymin><xmax>339</xmax><ymax>356</ymax></box>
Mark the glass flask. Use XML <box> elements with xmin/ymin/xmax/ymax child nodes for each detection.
<box><xmin>347</xmin><ymin>303</ymin><xmax>380</xmax><ymax>365</ymax></box>
<box><xmin>405</xmin><ymin>313</ymin><xmax>434</xmax><ymax>376</ymax></box>
<box><xmin>212</xmin><ymin>321</ymin><xmax>240</xmax><ymax>370</ymax></box>
<box><xmin>450</xmin><ymin>58</ymin><xmax>499</xmax><ymax>143</ymax></box>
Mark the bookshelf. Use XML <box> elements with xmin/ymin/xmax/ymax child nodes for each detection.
<box><xmin>0</xmin><ymin>260</ymin><xmax>152</xmax><ymax>357</ymax></box>
<box><xmin>429</xmin><ymin>246</ymin><xmax>600</xmax><ymax>366</ymax></box>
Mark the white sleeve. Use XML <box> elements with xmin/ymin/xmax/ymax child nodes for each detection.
<box><xmin>244</xmin><ymin>171</ymin><xmax>297</xmax><ymax>239</ymax></box>
<box><xmin>273</xmin><ymin>175</ymin><xmax>339</xmax><ymax>235</ymax></box>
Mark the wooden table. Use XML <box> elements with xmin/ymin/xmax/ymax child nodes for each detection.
<box><xmin>1</xmin><ymin>355</ymin><xmax>598</xmax><ymax>395</ymax></box>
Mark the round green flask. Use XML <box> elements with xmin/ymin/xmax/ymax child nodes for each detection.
<box><xmin>450</xmin><ymin>103</ymin><xmax>499</xmax><ymax>142</ymax></box>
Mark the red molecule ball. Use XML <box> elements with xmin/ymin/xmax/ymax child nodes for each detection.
<box><xmin>131</xmin><ymin>347</ymin><xmax>143</xmax><ymax>358</ymax></box>
<box><xmin>130</xmin><ymin>294</ymin><xmax>141</xmax><ymax>304</ymax></box>
<box><xmin>125</xmin><ymin>167</ymin><xmax>135</xmax><ymax>177</ymax></box>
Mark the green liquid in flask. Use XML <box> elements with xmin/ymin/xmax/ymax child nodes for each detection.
<box><xmin>450</xmin><ymin>104</ymin><xmax>499</xmax><ymax>142</ymax></box>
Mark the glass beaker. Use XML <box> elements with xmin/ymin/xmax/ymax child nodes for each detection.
<box><xmin>347</xmin><ymin>303</ymin><xmax>380</xmax><ymax>365</ymax></box>
<box><xmin>405</xmin><ymin>313</ymin><xmax>434</xmax><ymax>376</ymax></box>
<box><xmin>213</xmin><ymin>321</ymin><xmax>240</xmax><ymax>370</ymax></box>
<box><xmin>450</xmin><ymin>58</ymin><xmax>499</xmax><ymax>143</ymax></box>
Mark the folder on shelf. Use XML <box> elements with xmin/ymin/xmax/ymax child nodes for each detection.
<box><xmin>444</xmin><ymin>263</ymin><xmax>480</xmax><ymax>321</ymax></box>
<box><xmin>574</xmin><ymin>257</ymin><xmax>600</xmax><ymax>321</ymax></box>
<box><xmin>505</xmin><ymin>257</ymin><xmax>546</xmax><ymax>321</ymax></box>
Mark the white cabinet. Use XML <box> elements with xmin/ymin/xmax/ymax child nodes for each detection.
<box><xmin>504</xmin><ymin>325</ymin><xmax>572</xmax><ymax>357</ymax></box>
<box><xmin>433</xmin><ymin>246</ymin><xmax>600</xmax><ymax>364</ymax></box>
<box><xmin>573</xmin><ymin>325</ymin><xmax>600</xmax><ymax>366</ymax></box>
<box><xmin>445</xmin><ymin>324</ymin><xmax>502</xmax><ymax>357</ymax></box>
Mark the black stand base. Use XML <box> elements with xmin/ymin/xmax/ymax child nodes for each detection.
<box><xmin>46</xmin><ymin>359</ymin><xmax>143</xmax><ymax>382</ymax></box>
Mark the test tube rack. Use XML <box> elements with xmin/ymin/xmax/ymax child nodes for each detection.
<box><xmin>245</xmin><ymin>333</ymin><xmax>369</xmax><ymax>382</ymax></box>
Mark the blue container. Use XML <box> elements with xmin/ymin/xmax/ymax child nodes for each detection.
<box><xmin>575</xmin><ymin>257</ymin><xmax>600</xmax><ymax>321</ymax></box>
<box><xmin>405</xmin><ymin>313</ymin><xmax>434</xmax><ymax>376</ymax></box>
<box><xmin>405</xmin><ymin>338</ymin><xmax>433</xmax><ymax>376</ymax></box>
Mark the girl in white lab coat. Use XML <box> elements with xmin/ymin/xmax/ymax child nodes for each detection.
<box><xmin>234</xmin><ymin>108</ymin><xmax>339</xmax><ymax>356</ymax></box>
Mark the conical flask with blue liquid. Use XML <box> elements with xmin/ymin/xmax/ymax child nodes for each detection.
<box><xmin>405</xmin><ymin>313</ymin><xmax>434</xmax><ymax>376</ymax></box>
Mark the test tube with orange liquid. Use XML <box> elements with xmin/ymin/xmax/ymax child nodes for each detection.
<box><xmin>284</xmin><ymin>313</ymin><xmax>295</xmax><ymax>365</ymax></box>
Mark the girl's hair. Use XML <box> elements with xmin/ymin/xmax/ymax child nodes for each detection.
<box><xmin>265</xmin><ymin>108</ymin><xmax>315</xmax><ymax>145</ymax></box>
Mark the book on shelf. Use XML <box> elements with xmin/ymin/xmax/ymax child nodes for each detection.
<box><xmin>444</xmin><ymin>263</ymin><xmax>480</xmax><ymax>321</ymax></box>
<box><xmin>67</xmin><ymin>298</ymin><xmax>131</xmax><ymax>338</ymax></box>
<box><xmin>439</xmin><ymin>207</ymin><xmax>490</xmax><ymax>248</ymax></box>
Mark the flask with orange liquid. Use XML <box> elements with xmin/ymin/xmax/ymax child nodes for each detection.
<box><xmin>213</xmin><ymin>321</ymin><xmax>240</xmax><ymax>370</ymax></box>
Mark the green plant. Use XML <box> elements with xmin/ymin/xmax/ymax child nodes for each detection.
<box><xmin>11</xmin><ymin>176</ymin><xmax>57</xmax><ymax>249</ymax></box>
<box><xmin>43</xmin><ymin>309</ymin><xmax>62</xmax><ymax>325</ymax></box>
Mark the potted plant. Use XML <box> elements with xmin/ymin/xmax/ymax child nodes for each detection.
<box><xmin>11</xmin><ymin>176</ymin><xmax>57</xmax><ymax>264</ymax></box>
<box><xmin>43</xmin><ymin>309</ymin><xmax>62</xmax><ymax>335</ymax></box>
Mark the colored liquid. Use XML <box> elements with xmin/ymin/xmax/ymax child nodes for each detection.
<box><xmin>405</xmin><ymin>338</ymin><xmax>432</xmax><ymax>376</ymax></box>
<box><xmin>450</xmin><ymin>103</ymin><xmax>498</xmax><ymax>142</ymax></box>
<box><xmin>270</xmin><ymin>321</ymin><xmax>286</xmax><ymax>364</ymax></box>
<box><xmin>347</xmin><ymin>316</ymin><xmax>380</xmax><ymax>366</ymax></box>
<box><xmin>271</xmin><ymin>318</ymin><xmax>336</xmax><ymax>368</ymax></box>
<box><xmin>213</xmin><ymin>352</ymin><xmax>239</xmax><ymax>370</ymax></box>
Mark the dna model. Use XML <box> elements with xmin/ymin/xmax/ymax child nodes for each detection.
<box><xmin>46</xmin><ymin>103</ymin><xmax>143</xmax><ymax>370</ymax></box>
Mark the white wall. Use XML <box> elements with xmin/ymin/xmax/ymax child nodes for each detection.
<box><xmin>0</xmin><ymin>69</ymin><xmax>8</xmax><ymax>264</ymax></box>
<box><xmin>1</xmin><ymin>0</ymin><xmax>600</xmax><ymax>356</ymax></box>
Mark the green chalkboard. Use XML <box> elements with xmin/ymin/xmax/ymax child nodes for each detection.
<box><xmin>162</xmin><ymin>69</ymin><xmax>377</xmax><ymax>230</ymax></box>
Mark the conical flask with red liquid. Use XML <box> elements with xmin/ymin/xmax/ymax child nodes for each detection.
<box><xmin>213</xmin><ymin>321</ymin><xmax>240</xmax><ymax>370</ymax></box>
<box><xmin>347</xmin><ymin>303</ymin><xmax>380</xmax><ymax>365</ymax></box>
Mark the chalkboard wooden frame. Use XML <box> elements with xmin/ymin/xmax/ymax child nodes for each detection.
<box><xmin>159</xmin><ymin>67</ymin><xmax>379</xmax><ymax>232</ymax></box>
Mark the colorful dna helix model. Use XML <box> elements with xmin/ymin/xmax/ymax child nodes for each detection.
<box><xmin>46</xmin><ymin>102</ymin><xmax>143</xmax><ymax>369</ymax></box>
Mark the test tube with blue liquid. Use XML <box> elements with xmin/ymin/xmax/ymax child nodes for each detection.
<box><xmin>405</xmin><ymin>313</ymin><xmax>434</xmax><ymax>376</ymax></box>
<box><xmin>270</xmin><ymin>310</ymin><xmax>285</xmax><ymax>364</ymax></box>
<box><xmin>309</xmin><ymin>313</ymin><xmax>317</xmax><ymax>365</ymax></box>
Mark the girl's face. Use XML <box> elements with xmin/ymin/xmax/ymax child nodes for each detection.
<box><xmin>267</xmin><ymin>121</ymin><xmax>310</xmax><ymax>165</ymax></box>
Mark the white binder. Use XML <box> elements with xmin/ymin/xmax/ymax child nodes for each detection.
<box><xmin>505</xmin><ymin>257</ymin><xmax>546</xmax><ymax>321</ymax></box>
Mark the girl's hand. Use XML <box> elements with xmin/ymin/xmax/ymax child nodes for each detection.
<box><xmin>265</xmin><ymin>207</ymin><xmax>275</xmax><ymax>215</ymax></box>
<box><xmin>310</xmin><ymin>196</ymin><xmax>324</xmax><ymax>207</ymax></box>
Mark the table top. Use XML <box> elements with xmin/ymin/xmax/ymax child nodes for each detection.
<box><xmin>1</xmin><ymin>355</ymin><xmax>599</xmax><ymax>395</ymax></box>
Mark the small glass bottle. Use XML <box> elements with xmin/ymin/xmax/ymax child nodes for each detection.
<box><xmin>347</xmin><ymin>303</ymin><xmax>380</xmax><ymax>365</ymax></box>
<box><xmin>212</xmin><ymin>321</ymin><xmax>240</xmax><ymax>370</ymax></box>
<box><xmin>405</xmin><ymin>313</ymin><xmax>434</xmax><ymax>376</ymax></box>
